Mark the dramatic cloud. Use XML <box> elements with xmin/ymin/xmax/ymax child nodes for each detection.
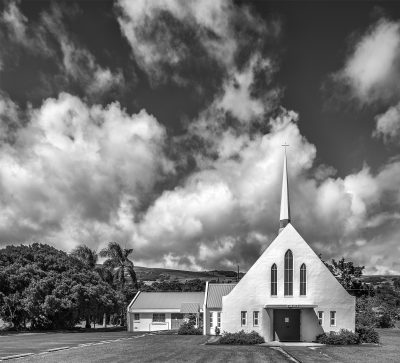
<box><xmin>0</xmin><ymin>93</ymin><xmax>172</xmax><ymax>250</ymax></box>
<box><xmin>335</xmin><ymin>18</ymin><xmax>400</xmax><ymax>105</ymax></box>
<box><xmin>0</xmin><ymin>2</ymin><xmax>124</xmax><ymax>99</ymax></box>
<box><xmin>1</xmin><ymin>1</ymin><xmax>400</xmax><ymax>275</ymax></box>
<box><xmin>116</xmin><ymin>0</ymin><xmax>274</xmax><ymax>87</ymax></box>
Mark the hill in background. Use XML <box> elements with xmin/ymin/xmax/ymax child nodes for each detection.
<box><xmin>134</xmin><ymin>266</ymin><xmax>244</xmax><ymax>283</ymax></box>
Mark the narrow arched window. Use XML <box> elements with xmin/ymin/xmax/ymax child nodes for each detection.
<box><xmin>271</xmin><ymin>264</ymin><xmax>277</xmax><ymax>296</ymax></box>
<box><xmin>300</xmin><ymin>263</ymin><xmax>306</xmax><ymax>295</ymax></box>
<box><xmin>284</xmin><ymin>250</ymin><xmax>293</xmax><ymax>296</ymax></box>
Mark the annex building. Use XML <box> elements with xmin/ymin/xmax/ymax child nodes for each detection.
<box><xmin>128</xmin><ymin>150</ymin><xmax>356</xmax><ymax>342</ymax></box>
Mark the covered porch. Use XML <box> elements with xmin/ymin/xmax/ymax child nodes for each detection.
<box><xmin>264</xmin><ymin>304</ymin><xmax>322</xmax><ymax>342</ymax></box>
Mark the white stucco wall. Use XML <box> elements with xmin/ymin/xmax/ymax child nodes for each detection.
<box><xmin>221</xmin><ymin>224</ymin><xmax>355</xmax><ymax>341</ymax></box>
<box><xmin>127</xmin><ymin>311</ymin><xmax>178</xmax><ymax>332</ymax></box>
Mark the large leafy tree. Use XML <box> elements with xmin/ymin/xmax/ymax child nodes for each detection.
<box><xmin>0</xmin><ymin>243</ymin><xmax>118</xmax><ymax>330</ymax></box>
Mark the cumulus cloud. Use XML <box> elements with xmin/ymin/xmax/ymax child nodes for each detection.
<box><xmin>1</xmin><ymin>1</ymin><xmax>400</xmax><ymax>275</ymax></box>
<box><xmin>335</xmin><ymin>18</ymin><xmax>400</xmax><ymax>105</ymax></box>
<box><xmin>0</xmin><ymin>92</ymin><xmax>173</xmax><ymax>250</ymax></box>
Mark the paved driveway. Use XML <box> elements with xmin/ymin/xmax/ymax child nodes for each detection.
<box><xmin>0</xmin><ymin>330</ymin><xmax>141</xmax><ymax>360</ymax></box>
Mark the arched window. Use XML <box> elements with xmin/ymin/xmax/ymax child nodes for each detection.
<box><xmin>300</xmin><ymin>263</ymin><xmax>306</xmax><ymax>295</ymax></box>
<box><xmin>271</xmin><ymin>264</ymin><xmax>277</xmax><ymax>295</ymax></box>
<box><xmin>284</xmin><ymin>250</ymin><xmax>293</xmax><ymax>296</ymax></box>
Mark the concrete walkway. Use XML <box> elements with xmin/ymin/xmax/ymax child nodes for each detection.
<box><xmin>260</xmin><ymin>341</ymin><xmax>324</xmax><ymax>347</ymax></box>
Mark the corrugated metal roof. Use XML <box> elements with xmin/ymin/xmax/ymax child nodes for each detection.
<box><xmin>180</xmin><ymin>302</ymin><xmax>200</xmax><ymax>313</ymax></box>
<box><xmin>206</xmin><ymin>283</ymin><xmax>236</xmax><ymax>308</ymax></box>
<box><xmin>129</xmin><ymin>292</ymin><xmax>205</xmax><ymax>310</ymax></box>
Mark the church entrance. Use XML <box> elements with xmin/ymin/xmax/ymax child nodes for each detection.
<box><xmin>273</xmin><ymin>309</ymin><xmax>300</xmax><ymax>341</ymax></box>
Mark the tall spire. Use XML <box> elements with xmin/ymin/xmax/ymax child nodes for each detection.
<box><xmin>279</xmin><ymin>144</ymin><xmax>290</xmax><ymax>233</ymax></box>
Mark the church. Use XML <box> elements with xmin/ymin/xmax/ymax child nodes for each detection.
<box><xmin>128</xmin><ymin>149</ymin><xmax>355</xmax><ymax>342</ymax></box>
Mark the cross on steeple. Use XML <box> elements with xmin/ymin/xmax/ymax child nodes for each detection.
<box><xmin>282</xmin><ymin>143</ymin><xmax>289</xmax><ymax>151</ymax></box>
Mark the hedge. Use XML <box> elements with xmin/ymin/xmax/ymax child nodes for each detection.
<box><xmin>218</xmin><ymin>330</ymin><xmax>264</xmax><ymax>345</ymax></box>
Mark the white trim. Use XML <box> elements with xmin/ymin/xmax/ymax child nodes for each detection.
<box><xmin>203</xmin><ymin>281</ymin><xmax>209</xmax><ymax>335</ymax></box>
<box><xmin>130</xmin><ymin>308</ymin><xmax>181</xmax><ymax>313</ymax></box>
<box><xmin>127</xmin><ymin>291</ymin><xmax>141</xmax><ymax>311</ymax></box>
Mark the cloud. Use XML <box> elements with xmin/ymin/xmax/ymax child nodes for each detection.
<box><xmin>0</xmin><ymin>92</ymin><xmax>173</xmax><ymax>250</ymax></box>
<box><xmin>0</xmin><ymin>2</ymin><xmax>124</xmax><ymax>100</ymax></box>
<box><xmin>334</xmin><ymin>18</ymin><xmax>400</xmax><ymax>105</ymax></box>
<box><xmin>116</xmin><ymin>0</ymin><xmax>274</xmax><ymax>87</ymax></box>
<box><xmin>373</xmin><ymin>102</ymin><xmax>400</xmax><ymax>142</ymax></box>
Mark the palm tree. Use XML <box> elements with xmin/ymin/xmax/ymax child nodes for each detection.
<box><xmin>99</xmin><ymin>242</ymin><xmax>138</xmax><ymax>290</ymax></box>
<box><xmin>99</xmin><ymin>242</ymin><xmax>138</xmax><ymax>327</ymax></box>
<box><xmin>70</xmin><ymin>245</ymin><xmax>98</xmax><ymax>270</ymax></box>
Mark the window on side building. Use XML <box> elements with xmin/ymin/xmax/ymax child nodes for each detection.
<box><xmin>152</xmin><ymin>313</ymin><xmax>165</xmax><ymax>322</ymax></box>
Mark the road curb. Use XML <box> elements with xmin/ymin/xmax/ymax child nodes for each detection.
<box><xmin>0</xmin><ymin>353</ymin><xmax>34</xmax><ymax>361</ymax></box>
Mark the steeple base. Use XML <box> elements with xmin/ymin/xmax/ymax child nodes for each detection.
<box><xmin>279</xmin><ymin>219</ymin><xmax>290</xmax><ymax>233</ymax></box>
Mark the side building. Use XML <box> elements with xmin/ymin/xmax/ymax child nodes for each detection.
<box><xmin>127</xmin><ymin>291</ymin><xmax>204</xmax><ymax>332</ymax></box>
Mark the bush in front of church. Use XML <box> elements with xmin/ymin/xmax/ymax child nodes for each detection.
<box><xmin>356</xmin><ymin>326</ymin><xmax>380</xmax><ymax>344</ymax></box>
<box><xmin>218</xmin><ymin>330</ymin><xmax>265</xmax><ymax>345</ymax></box>
<box><xmin>178</xmin><ymin>322</ymin><xmax>202</xmax><ymax>335</ymax></box>
<box><xmin>316</xmin><ymin>329</ymin><xmax>359</xmax><ymax>345</ymax></box>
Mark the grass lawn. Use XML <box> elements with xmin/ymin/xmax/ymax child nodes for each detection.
<box><xmin>18</xmin><ymin>334</ymin><xmax>290</xmax><ymax>363</ymax></box>
<box><xmin>283</xmin><ymin>328</ymin><xmax>400</xmax><ymax>363</ymax></box>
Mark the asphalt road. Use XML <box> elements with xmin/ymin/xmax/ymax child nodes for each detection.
<box><xmin>0</xmin><ymin>330</ymin><xmax>142</xmax><ymax>361</ymax></box>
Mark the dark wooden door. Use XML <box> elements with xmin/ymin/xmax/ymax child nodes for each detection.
<box><xmin>273</xmin><ymin>309</ymin><xmax>300</xmax><ymax>341</ymax></box>
<box><xmin>171</xmin><ymin>313</ymin><xmax>184</xmax><ymax>329</ymax></box>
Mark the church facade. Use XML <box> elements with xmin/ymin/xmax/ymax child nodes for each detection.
<box><xmin>128</xmin><ymin>150</ymin><xmax>355</xmax><ymax>341</ymax></box>
<box><xmin>203</xmin><ymin>150</ymin><xmax>355</xmax><ymax>341</ymax></box>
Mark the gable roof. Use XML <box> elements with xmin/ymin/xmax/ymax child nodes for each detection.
<box><xmin>223</xmin><ymin>223</ymin><xmax>354</xmax><ymax>305</ymax></box>
<box><xmin>128</xmin><ymin>291</ymin><xmax>205</xmax><ymax>311</ymax></box>
<box><xmin>206</xmin><ymin>283</ymin><xmax>237</xmax><ymax>308</ymax></box>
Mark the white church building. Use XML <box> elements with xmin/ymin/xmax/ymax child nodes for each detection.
<box><xmin>129</xmin><ymin>150</ymin><xmax>355</xmax><ymax>342</ymax></box>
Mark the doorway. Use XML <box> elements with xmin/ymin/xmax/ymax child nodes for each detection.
<box><xmin>273</xmin><ymin>309</ymin><xmax>300</xmax><ymax>341</ymax></box>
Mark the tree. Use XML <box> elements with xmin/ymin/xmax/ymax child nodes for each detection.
<box><xmin>70</xmin><ymin>245</ymin><xmax>98</xmax><ymax>270</ymax></box>
<box><xmin>0</xmin><ymin>243</ymin><xmax>119</xmax><ymax>330</ymax></box>
<box><xmin>99</xmin><ymin>242</ymin><xmax>138</xmax><ymax>326</ymax></box>
<box><xmin>320</xmin><ymin>256</ymin><xmax>373</xmax><ymax>297</ymax></box>
<box><xmin>99</xmin><ymin>242</ymin><xmax>137</xmax><ymax>290</ymax></box>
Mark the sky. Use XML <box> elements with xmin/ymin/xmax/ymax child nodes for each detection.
<box><xmin>0</xmin><ymin>1</ymin><xmax>400</xmax><ymax>274</ymax></box>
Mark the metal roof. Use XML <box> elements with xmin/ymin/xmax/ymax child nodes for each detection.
<box><xmin>180</xmin><ymin>302</ymin><xmax>200</xmax><ymax>313</ymax></box>
<box><xmin>206</xmin><ymin>283</ymin><xmax>236</xmax><ymax>308</ymax></box>
<box><xmin>129</xmin><ymin>292</ymin><xmax>205</xmax><ymax>311</ymax></box>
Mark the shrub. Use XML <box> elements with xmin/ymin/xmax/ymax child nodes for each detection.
<box><xmin>376</xmin><ymin>313</ymin><xmax>394</xmax><ymax>328</ymax></box>
<box><xmin>178</xmin><ymin>322</ymin><xmax>202</xmax><ymax>335</ymax></box>
<box><xmin>219</xmin><ymin>330</ymin><xmax>264</xmax><ymax>345</ymax></box>
<box><xmin>316</xmin><ymin>329</ymin><xmax>359</xmax><ymax>345</ymax></box>
<box><xmin>356</xmin><ymin>326</ymin><xmax>379</xmax><ymax>344</ymax></box>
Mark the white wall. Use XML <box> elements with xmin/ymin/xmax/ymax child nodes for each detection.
<box><xmin>221</xmin><ymin>224</ymin><xmax>356</xmax><ymax>341</ymax></box>
<box><xmin>127</xmin><ymin>312</ymin><xmax>173</xmax><ymax>332</ymax></box>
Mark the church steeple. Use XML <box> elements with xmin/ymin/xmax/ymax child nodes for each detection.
<box><xmin>279</xmin><ymin>144</ymin><xmax>290</xmax><ymax>233</ymax></box>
